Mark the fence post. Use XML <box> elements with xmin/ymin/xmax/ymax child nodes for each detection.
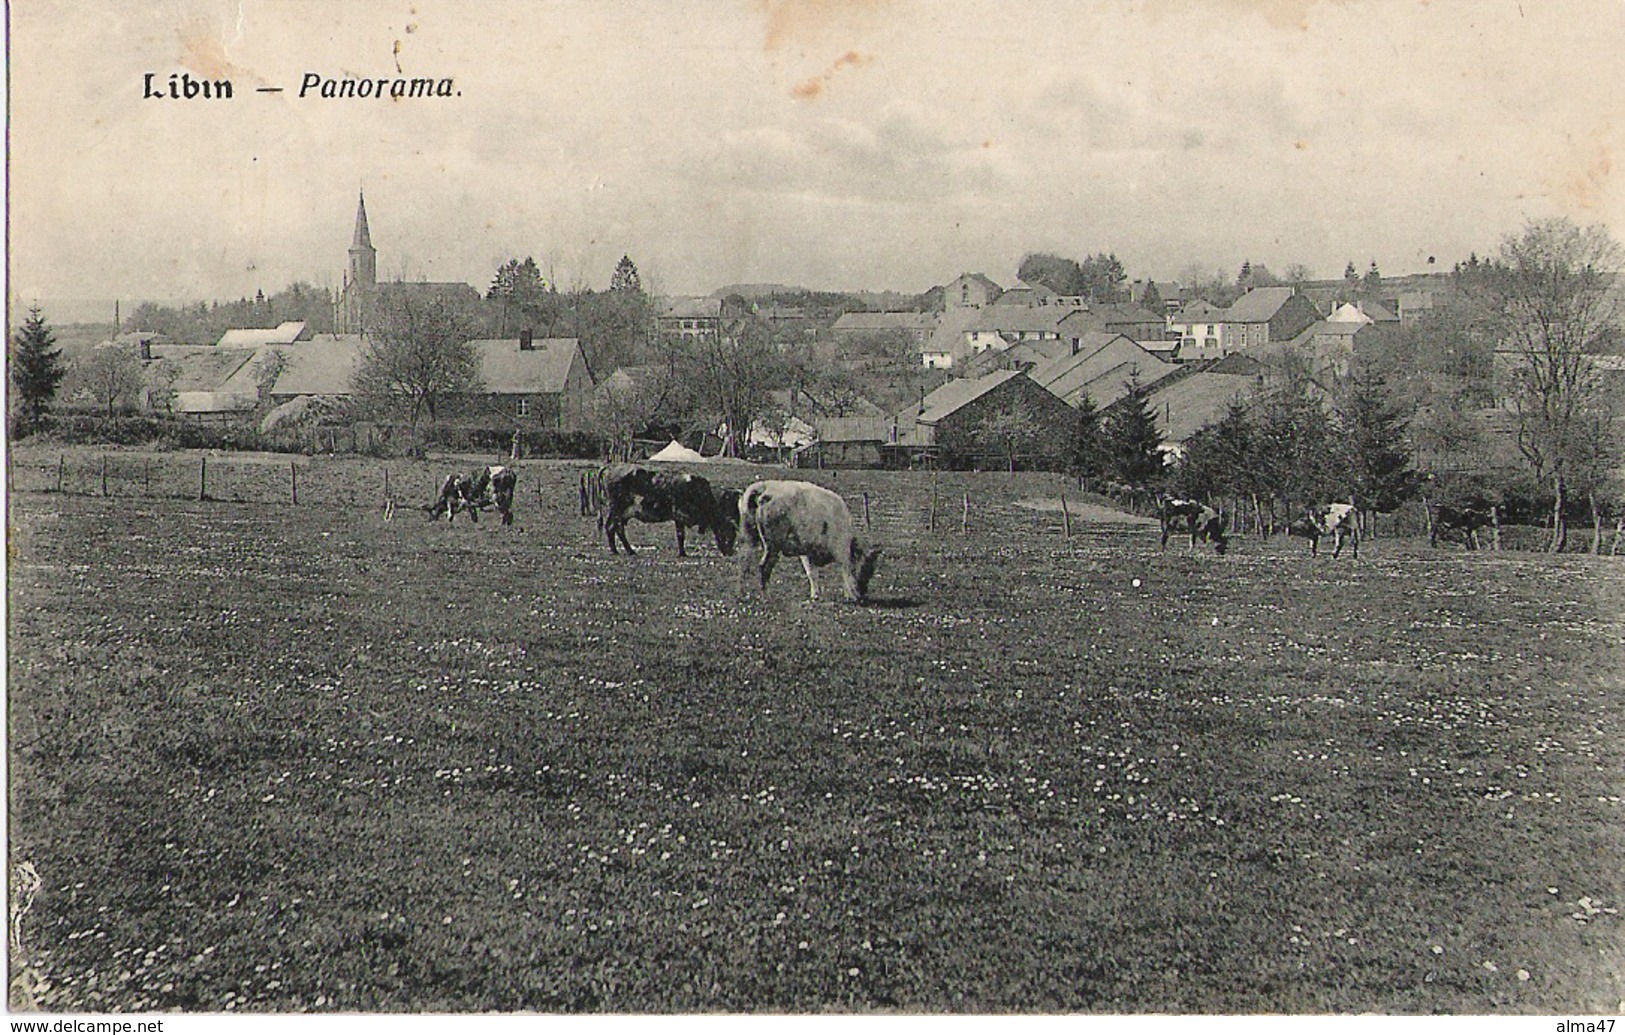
<box><xmin>1061</xmin><ymin>493</ymin><xmax>1072</xmax><ymax>538</ymax></box>
<box><xmin>101</xmin><ymin>455</ymin><xmax>108</xmax><ymax>496</ymax></box>
<box><xmin>199</xmin><ymin>456</ymin><xmax>208</xmax><ymax>501</ymax></box>
<box><xmin>863</xmin><ymin>491</ymin><xmax>871</xmax><ymax>529</ymax></box>
<box><xmin>144</xmin><ymin>459</ymin><xmax>151</xmax><ymax>496</ymax></box>
<box><xmin>1491</xmin><ymin>505</ymin><xmax>1501</xmax><ymax>551</ymax></box>
<box><xmin>928</xmin><ymin>474</ymin><xmax>938</xmax><ymax>531</ymax></box>
<box><xmin>56</xmin><ymin>454</ymin><xmax>65</xmax><ymax>493</ymax></box>
<box><xmin>962</xmin><ymin>493</ymin><xmax>969</xmax><ymax>534</ymax></box>
<box><xmin>290</xmin><ymin>461</ymin><xmax>298</xmax><ymax>506</ymax></box>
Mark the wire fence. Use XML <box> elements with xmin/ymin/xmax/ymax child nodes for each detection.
<box><xmin>9</xmin><ymin>451</ymin><xmax>1618</xmax><ymax>554</ymax></box>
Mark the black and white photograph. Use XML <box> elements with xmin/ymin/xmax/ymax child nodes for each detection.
<box><xmin>5</xmin><ymin>0</ymin><xmax>1625</xmax><ymax>1022</ymax></box>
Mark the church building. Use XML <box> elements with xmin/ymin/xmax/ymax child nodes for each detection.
<box><xmin>338</xmin><ymin>191</ymin><xmax>480</xmax><ymax>333</ymax></box>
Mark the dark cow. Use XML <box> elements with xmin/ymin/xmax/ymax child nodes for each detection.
<box><xmin>1430</xmin><ymin>502</ymin><xmax>1495</xmax><ymax>550</ymax></box>
<box><xmin>1158</xmin><ymin>497</ymin><xmax>1228</xmax><ymax>554</ymax></box>
<box><xmin>601</xmin><ymin>464</ymin><xmax>738</xmax><ymax>557</ymax></box>
<box><xmin>426</xmin><ymin>465</ymin><xmax>518</xmax><ymax>525</ymax></box>
<box><xmin>739</xmin><ymin>480</ymin><xmax>881</xmax><ymax>602</ymax></box>
<box><xmin>1286</xmin><ymin>501</ymin><xmax>1359</xmax><ymax>558</ymax></box>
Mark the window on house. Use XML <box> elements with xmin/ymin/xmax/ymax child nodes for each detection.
<box><xmin>516</xmin><ymin>398</ymin><xmax>531</xmax><ymax>418</ymax></box>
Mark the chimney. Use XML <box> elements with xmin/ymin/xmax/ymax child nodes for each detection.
<box><xmin>519</xmin><ymin>329</ymin><xmax>534</xmax><ymax>351</ymax></box>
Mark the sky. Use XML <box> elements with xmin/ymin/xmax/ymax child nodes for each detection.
<box><xmin>6</xmin><ymin>0</ymin><xmax>1625</xmax><ymax>313</ymax></box>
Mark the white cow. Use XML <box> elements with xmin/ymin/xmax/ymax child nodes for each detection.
<box><xmin>738</xmin><ymin>480</ymin><xmax>881</xmax><ymax>602</ymax></box>
<box><xmin>1287</xmin><ymin>502</ymin><xmax>1360</xmax><ymax>558</ymax></box>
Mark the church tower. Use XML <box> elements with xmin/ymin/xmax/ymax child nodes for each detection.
<box><xmin>349</xmin><ymin>191</ymin><xmax>377</xmax><ymax>290</ymax></box>
<box><xmin>342</xmin><ymin>191</ymin><xmax>377</xmax><ymax>333</ymax></box>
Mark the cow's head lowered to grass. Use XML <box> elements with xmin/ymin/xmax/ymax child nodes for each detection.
<box><xmin>600</xmin><ymin>464</ymin><xmax>739</xmax><ymax>557</ymax></box>
<box><xmin>738</xmin><ymin>479</ymin><xmax>881</xmax><ymax>602</ymax></box>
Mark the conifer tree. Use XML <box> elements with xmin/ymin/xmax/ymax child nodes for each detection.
<box><xmin>11</xmin><ymin>306</ymin><xmax>66</xmax><ymax>428</ymax></box>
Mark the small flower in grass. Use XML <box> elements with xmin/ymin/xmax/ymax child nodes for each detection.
<box><xmin>1517</xmin><ymin>969</ymin><xmax>1531</xmax><ymax>981</ymax></box>
<box><xmin>1482</xmin><ymin>960</ymin><xmax>1498</xmax><ymax>972</ymax></box>
<box><xmin>1431</xmin><ymin>945</ymin><xmax>1444</xmax><ymax>955</ymax></box>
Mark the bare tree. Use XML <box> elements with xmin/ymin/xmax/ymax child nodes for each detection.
<box><xmin>1472</xmin><ymin>218</ymin><xmax>1623</xmax><ymax>551</ymax></box>
<box><xmin>72</xmin><ymin>345</ymin><xmax>146</xmax><ymax>418</ymax></box>
<box><xmin>351</xmin><ymin>297</ymin><xmax>483</xmax><ymax>449</ymax></box>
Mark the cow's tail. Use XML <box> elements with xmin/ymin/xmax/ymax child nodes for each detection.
<box><xmin>740</xmin><ymin>483</ymin><xmax>769</xmax><ymax>560</ymax></box>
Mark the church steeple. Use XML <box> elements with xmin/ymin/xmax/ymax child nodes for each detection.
<box><xmin>348</xmin><ymin>191</ymin><xmax>376</xmax><ymax>290</ymax></box>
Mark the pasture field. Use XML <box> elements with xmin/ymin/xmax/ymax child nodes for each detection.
<box><xmin>6</xmin><ymin>448</ymin><xmax>1625</xmax><ymax>1013</ymax></box>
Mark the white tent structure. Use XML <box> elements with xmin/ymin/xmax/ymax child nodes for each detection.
<box><xmin>647</xmin><ymin>440</ymin><xmax>708</xmax><ymax>462</ymax></box>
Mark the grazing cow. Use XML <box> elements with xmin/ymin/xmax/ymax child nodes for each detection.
<box><xmin>1158</xmin><ymin>497</ymin><xmax>1228</xmax><ymax>555</ymax></box>
<box><xmin>739</xmin><ymin>480</ymin><xmax>881</xmax><ymax>602</ymax></box>
<box><xmin>1286</xmin><ymin>502</ymin><xmax>1360</xmax><ymax>558</ymax></box>
<box><xmin>601</xmin><ymin>464</ymin><xmax>738</xmax><ymax>557</ymax></box>
<box><xmin>1430</xmin><ymin>502</ymin><xmax>1494</xmax><ymax>550</ymax></box>
<box><xmin>426</xmin><ymin>465</ymin><xmax>518</xmax><ymax>525</ymax></box>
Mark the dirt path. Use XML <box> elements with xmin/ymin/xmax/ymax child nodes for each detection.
<box><xmin>1013</xmin><ymin>496</ymin><xmax>1158</xmax><ymax>525</ymax></box>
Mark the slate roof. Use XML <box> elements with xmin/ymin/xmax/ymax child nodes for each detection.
<box><xmin>466</xmin><ymin>338</ymin><xmax>585</xmax><ymax>394</ymax></box>
<box><xmin>964</xmin><ymin>307</ymin><xmax>1070</xmax><ymax>335</ymax></box>
<box><xmin>269</xmin><ymin>336</ymin><xmax>366</xmax><ymax>396</ymax></box>
<box><xmin>1029</xmin><ymin>334</ymin><xmax>1175</xmax><ymax>408</ymax></box>
<box><xmin>654</xmin><ymin>296</ymin><xmax>723</xmax><ymax>320</ymax></box>
<box><xmin>1140</xmin><ymin>370</ymin><xmax>1260</xmax><ymax>444</ymax></box>
<box><xmin>1224</xmin><ymin>287</ymin><xmax>1297</xmax><ymax>323</ymax></box>
<box><xmin>1169</xmin><ymin>300</ymin><xmax>1226</xmax><ymax>324</ymax></box>
<box><xmin>215</xmin><ymin>321</ymin><xmax>310</xmax><ymax>348</ymax></box>
<box><xmin>912</xmin><ymin>370</ymin><xmax>1025</xmax><ymax>425</ymax></box>
<box><xmin>832</xmin><ymin>311</ymin><xmax>937</xmax><ymax>333</ymax></box>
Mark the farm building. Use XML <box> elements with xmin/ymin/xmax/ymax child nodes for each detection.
<box><xmin>141</xmin><ymin>343</ymin><xmax>277</xmax><ymax>419</ymax></box>
<box><xmin>269</xmin><ymin>331</ymin><xmax>595</xmax><ymax>430</ymax></box>
<box><xmin>796</xmin><ymin>416</ymin><xmax>925</xmax><ymax>469</ymax></box>
<box><xmin>1028</xmin><ymin>333</ymin><xmax>1177</xmax><ymax>410</ymax></box>
<box><xmin>1127</xmin><ymin>354</ymin><xmax>1266</xmax><ymax>449</ymax></box>
<box><xmin>903</xmin><ymin>369</ymin><xmax>1077</xmax><ymax>468</ymax></box>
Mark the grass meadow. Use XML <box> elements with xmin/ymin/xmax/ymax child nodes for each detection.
<box><xmin>6</xmin><ymin>446</ymin><xmax>1624</xmax><ymax>1013</ymax></box>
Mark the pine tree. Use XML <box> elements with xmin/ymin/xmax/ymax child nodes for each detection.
<box><xmin>1337</xmin><ymin>373</ymin><xmax>1417</xmax><ymax>515</ymax></box>
<box><xmin>610</xmin><ymin>255</ymin><xmax>642</xmax><ymax>294</ymax></box>
<box><xmin>1070</xmin><ymin>394</ymin><xmax>1108</xmax><ymax>484</ymax></box>
<box><xmin>1140</xmin><ymin>279</ymin><xmax>1163</xmax><ymax>315</ymax></box>
<box><xmin>1104</xmin><ymin>379</ymin><xmax>1164</xmax><ymax>489</ymax></box>
<box><xmin>11</xmin><ymin>306</ymin><xmax>66</xmax><ymax>428</ymax></box>
<box><xmin>1363</xmin><ymin>260</ymin><xmax>1382</xmax><ymax>293</ymax></box>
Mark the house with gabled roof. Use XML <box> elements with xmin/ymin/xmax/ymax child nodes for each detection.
<box><xmin>453</xmin><ymin>333</ymin><xmax>595</xmax><ymax>428</ymax></box>
<box><xmin>944</xmin><ymin>272</ymin><xmax>1003</xmax><ymax>310</ymax></box>
<box><xmin>1167</xmin><ymin>300</ymin><xmax>1228</xmax><ymax>362</ymax></box>
<box><xmin>1221</xmin><ymin>286</ymin><xmax>1321</xmax><ymax>353</ymax></box>
<box><xmin>653</xmin><ymin>296</ymin><xmax>723</xmax><ymax>341</ymax></box>
<box><xmin>901</xmin><ymin>369</ymin><xmax>1076</xmax><ymax>467</ymax></box>
<box><xmin>831</xmin><ymin>311</ymin><xmax>938</xmax><ymax>345</ymax></box>
<box><xmin>142</xmin><ymin>344</ymin><xmax>273</xmax><ymax>418</ymax></box>
<box><xmin>270</xmin><ymin>330</ymin><xmax>594</xmax><ymax>429</ymax></box>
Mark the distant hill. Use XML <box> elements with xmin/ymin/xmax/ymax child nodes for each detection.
<box><xmin>710</xmin><ymin>284</ymin><xmax>798</xmax><ymax>300</ymax></box>
<box><xmin>8</xmin><ymin>297</ymin><xmax>197</xmax><ymax>328</ymax></box>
